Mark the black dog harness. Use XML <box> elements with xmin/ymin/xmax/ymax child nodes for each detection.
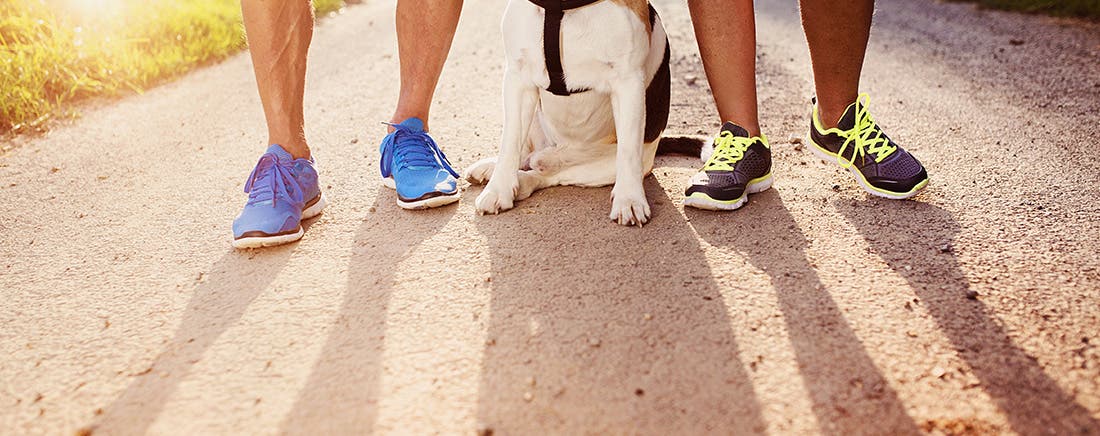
<box><xmin>527</xmin><ymin>0</ymin><xmax>603</xmax><ymax>96</ymax></box>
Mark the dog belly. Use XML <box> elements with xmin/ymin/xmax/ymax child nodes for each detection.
<box><xmin>535</xmin><ymin>91</ymin><xmax>616</xmax><ymax>148</ymax></box>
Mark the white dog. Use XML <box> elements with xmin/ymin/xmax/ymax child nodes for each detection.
<box><xmin>467</xmin><ymin>0</ymin><xmax>672</xmax><ymax>226</ymax></box>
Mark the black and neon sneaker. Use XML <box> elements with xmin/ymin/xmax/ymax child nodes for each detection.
<box><xmin>684</xmin><ymin>122</ymin><xmax>773</xmax><ymax>211</ymax></box>
<box><xmin>808</xmin><ymin>93</ymin><xmax>929</xmax><ymax>199</ymax></box>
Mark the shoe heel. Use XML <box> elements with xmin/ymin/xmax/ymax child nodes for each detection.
<box><xmin>807</xmin><ymin>138</ymin><xmax>839</xmax><ymax>165</ymax></box>
<box><xmin>746</xmin><ymin>174</ymin><xmax>773</xmax><ymax>194</ymax></box>
<box><xmin>302</xmin><ymin>193</ymin><xmax>327</xmax><ymax>219</ymax></box>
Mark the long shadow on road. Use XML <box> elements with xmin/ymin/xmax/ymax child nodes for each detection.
<box><xmin>835</xmin><ymin>198</ymin><xmax>1100</xmax><ymax>435</ymax></box>
<box><xmin>279</xmin><ymin>194</ymin><xmax>456</xmax><ymax>433</ymax></box>
<box><xmin>473</xmin><ymin>177</ymin><xmax>766</xmax><ymax>434</ymax></box>
<box><xmin>686</xmin><ymin>191</ymin><xmax>921</xmax><ymax>435</ymax></box>
<box><xmin>91</xmin><ymin>242</ymin><xmax>298</xmax><ymax>434</ymax></box>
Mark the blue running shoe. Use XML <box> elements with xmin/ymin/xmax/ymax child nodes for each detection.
<box><xmin>232</xmin><ymin>144</ymin><xmax>326</xmax><ymax>248</ymax></box>
<box><xmin>379</xmin><ymin>117</ymin><xmax>460</xmax><ymax>209</ymax></box>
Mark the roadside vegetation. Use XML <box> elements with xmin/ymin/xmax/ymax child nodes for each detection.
<box><xmin>953</xmin><ymin>0</ymin><xmax>1100</xmax><ymax>19</ymax></box>
<box><xmin>0</xmin><ymin>0</ymin><xmax>345</xmax><ymax>135</ymax></box>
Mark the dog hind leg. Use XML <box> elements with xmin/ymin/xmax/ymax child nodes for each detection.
<box><xmin>466</xmin><ymin>157</ymin><xmax>550</xmax><ymax>201</ymax></box>
<box><xmin>464</xmin><ymin>157</ymin><xmax>497</xmax><ymax>185</ymax></box>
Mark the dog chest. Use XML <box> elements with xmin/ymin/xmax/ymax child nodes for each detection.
<box><xmin>503</xmin><ymin>0</ymin><xmax>652</xmax><ymax>94</ymax></box>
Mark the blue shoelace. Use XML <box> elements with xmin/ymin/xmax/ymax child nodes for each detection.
<box><xmin>243</xmin><ymin>153</ymin><xmax>304</xmax><ymax>207</ymax></box>
<box><xmin>381</xmin><ymin>123</ymin><xmax>459</xmax><ymax>178</ymax></box>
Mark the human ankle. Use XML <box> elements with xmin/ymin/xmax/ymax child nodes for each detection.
<box><xmin>815</xmin><ymin>94</ymin><xmax>856</xmax><ymax>130</ymax></box>
<box><xmin>389</xmin><ymin>111</ymin><xmax>429</xmax><ymax>132</ymax></box>
<box><xmin>743</xmin><ymin>125</ymin><xmax>762</xmax><ymax>138</ymax></box>
<box><xmin>271</xmin><ymin>140</ymin><xmax>310</xmax><ymax>160</ymax></box>
<box><xmin>816</xmin><ymin>106</ymin><xmax>846</xmax><ymax>130</ymax></box>
<box><xmin>731</xmin><ymin>121</ymin><xmax>762</xmax><ymax>138</ymax></box>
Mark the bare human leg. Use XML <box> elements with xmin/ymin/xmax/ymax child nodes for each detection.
<box><xmin>241</xmin><ymin>0</ymin><xmax>314</xmax><ymax>159</ymax></box>
<box><xmin>389</xmin><ymin>0</ymin><xmax>464</xmax><ymax>132</ymax></box>
<box><xmin>687</xmin><ymin>0</ymin><xmax>760</xmax><ymax>136</ymax></box>
<box><xmin>799</xmin><ymin>0</ymin><xmax>873</xmax><ymax>128</ymax></box>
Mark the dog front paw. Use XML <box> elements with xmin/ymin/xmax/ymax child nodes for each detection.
<box><xmin>464</xmin><ymin>157</ymin><xmax>497</xmax><ymax>185</ymax></box>
<box><xmin>476</xmin><ymin>181</ymin><xmax>517</xmax><ymax>215</ymax></box>
<box><xmin>609</xmin><ymin>189</ymin><xmax>651</xmax><ymax>226</ymax></box>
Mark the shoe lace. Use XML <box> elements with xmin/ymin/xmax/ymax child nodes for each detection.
<box><xmin>704</xmin><ymin>130</ymin><xmax>758</xmax><ymax>171</ymax></box>
<box><xmin>243</xmin><ymin>152</ymin><xmax>304</xmax><ymax>207</ymax></box>
<box><xmin>380</xmin><ymin>122</ymin><xmax>459</xmax><ymax>178</ymax></box>
<box><xmin>836</xmin><ymin>93</ymin><xmax>897</xmax><ymax>169</ymax></box>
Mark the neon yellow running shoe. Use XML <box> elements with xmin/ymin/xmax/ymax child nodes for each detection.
<box><xmin>684</xmin><ymin>122</ymin><xmax>773</xmax><ymax>211</ymax></box>
<box><xmin>807</xmin><ymin>93</ymin><xmax>929</xmax><ymax>199</ymax></box>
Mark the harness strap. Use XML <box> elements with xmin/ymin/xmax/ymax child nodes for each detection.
<box><xmin>542</xmin><ymin>6</ymin><xmax>570</xmax><ymax>96</ymax></box>
<box><xmin>528</xmin><ymin>0</ymin><xmax>602</xmax><ymax>96</ymax></box>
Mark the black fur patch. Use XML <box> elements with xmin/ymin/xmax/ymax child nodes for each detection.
<box><xmin>643</xmin><ymin>6</ymin><xmax>670</xmax><ymax>144</ymax></box>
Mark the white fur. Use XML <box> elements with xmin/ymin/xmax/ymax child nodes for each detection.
<box><xmin>470</xmin><ymin>0</ymin><xmax>668</xmax><ymax>226</ymax></box>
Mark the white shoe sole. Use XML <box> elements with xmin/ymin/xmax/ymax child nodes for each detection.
<box><xmin>382</xmin><ymin>177</ymin><xmax>460</xmax><ymax>210</ymax></box>
<box><xmin>231</xmin><ymin>193</ymin><xmax>328</xmax><ymax>249</ymax></box>
<box><xmin>683</xmin><ymin>174</ymin><xmax>773</xmax><ymax>211</ymax></box>
<box><xmin>807</xmin><ymin>138</ymin><xmax>927</xmax><ymax>200</ymax></box>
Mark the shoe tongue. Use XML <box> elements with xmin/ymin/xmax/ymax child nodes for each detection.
<box><xmin>396</xmin><ymin>117</ymin><xmax>425</xmax><ymax>132</ymax></box>
<box><xmin>835</xmin><ymin>101</ymin><xmax>860</xmax><ymax>131</ymax></box>
<box><xmin>265</xmin><ymin>144</ymin><xmax>294</xmax><ymax>161</ymax></box>
<box><xmin>719</xmin><ymin>121</ymin><xmax>750</xmax><ymax>138</ymax></box>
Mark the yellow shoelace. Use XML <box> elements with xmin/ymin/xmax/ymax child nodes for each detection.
<box><xmin>704</xmin><ymin>130</ymin><xmax>765</xmax><ymax>171</ymax></box>
<box><xmin>836</xmin><ymin>93</ymin><xmax>897</xmax><ymax>169</ymax></box>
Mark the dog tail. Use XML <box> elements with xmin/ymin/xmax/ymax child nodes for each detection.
<box><xmin>657</xmin><ymin>135</ymin><xmax>707</xmax><ymax>159</ymax></box>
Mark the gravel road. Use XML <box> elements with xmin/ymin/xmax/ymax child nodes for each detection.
<box><xmin>2</xmin><ymin>0</ymin><xmax>1099</xmax><ymax>434</ymax></box>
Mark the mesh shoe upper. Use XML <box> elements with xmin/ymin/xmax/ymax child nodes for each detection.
<box><xmin>685</xmin><ymin>122</ymin><xmax>772</xmax><ymax>201</ymax></box>
<box><xmin>810</xmin><ymin>94</ymin><xmax>928</xmax><ymax>194</ymax></box>
<box><xmin>233</xmin><ymin>144</ymin><xmax>321</xmax><ymax>239</ymax></box>
<box><xmin>379</xmin><ymin>117</ymin><xmax>459</xmax><ymax>203</ymax></box>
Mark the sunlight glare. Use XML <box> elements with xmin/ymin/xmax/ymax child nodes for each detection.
<box><xmin>59</xmin><ymin>0</ymin><xmax>126</xmax><ymax>21</ymax></box>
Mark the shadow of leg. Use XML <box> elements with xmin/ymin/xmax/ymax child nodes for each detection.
<box><xmin>835</xmin><ymin>198</ymin><xmax>1100</xmax><ymax>435</ymax></box>
<box><xmin>473</xmin><ymin>177</ymin><xmax>766</xmax><ymax>434</ymax></box>
<box><xmin>279</xmin><ymin>194</ymin><xmax>457</xmax><ymax>433</ymax></box>
<box><xmin>687</xmin><ymin>191</ymin><xmax>921</xmax><ymax>435</ymax></box>
<box><xmin>92</xmin><ymin>245</ymin><xmax>298</xmax><ymax>434</ymax></box>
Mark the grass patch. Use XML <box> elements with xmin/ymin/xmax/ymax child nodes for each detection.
<box><xmin>0</xmin><ymin>0</ymin><xmax>346</xmax><ymax>135</ymax></box>
<box><xmin>950</xmin><ymin>0</ymin><xmax>1100</xmax><ymax>19</ymax></box>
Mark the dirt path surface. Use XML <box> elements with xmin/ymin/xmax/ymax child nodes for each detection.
<box><xmin>3</xmin><ymin>0</ymin><xmax>1100</xmax><ymax>434</ymax></box>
